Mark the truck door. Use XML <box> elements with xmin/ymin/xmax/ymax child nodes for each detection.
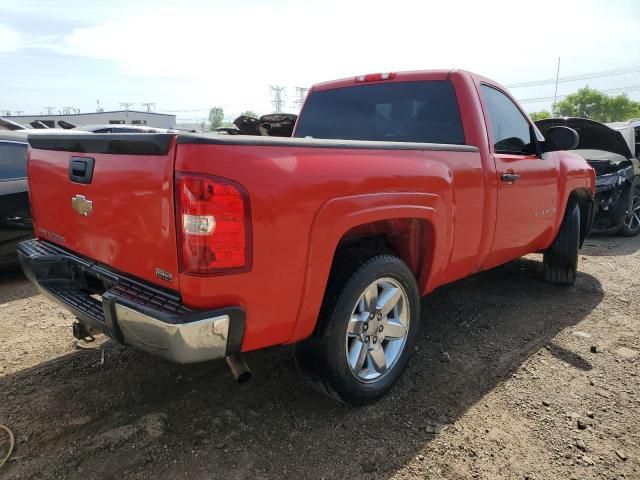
<box><xmin>480</xmin><ymin>84</ymin><xmax>559</xmax><ymax>267</ymax></box>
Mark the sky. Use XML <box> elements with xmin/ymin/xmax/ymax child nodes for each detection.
<box><xmin>1</xmin><ymin>0</ymin><xmax>639</xmax><ymax>123</ymax></box>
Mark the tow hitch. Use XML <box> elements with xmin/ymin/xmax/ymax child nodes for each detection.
<box><xmin>72</xmin><ymin>321</ymin><xmax>96</xmax><ymax>342</ymax></box>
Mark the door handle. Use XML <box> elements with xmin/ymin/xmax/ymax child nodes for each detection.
<box><xmin>501</xmin><ymin>172</ymin><xmax>520</xmax><ymax>182</ymax></box>
<box><xmin>69</xmin><ymin>157</ymin><xmax>95</xmax><ymax>184</ymax></box>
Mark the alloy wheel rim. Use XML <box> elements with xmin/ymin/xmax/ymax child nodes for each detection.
<box><xmin>345</xmin><ymin>277</ymin><xmax>410</xmax><ymax>383</ymax></box>
<box><xmin>624</xmin><ymin>192</ymin><xmax>640</xmax><ymax>232</ymax></box>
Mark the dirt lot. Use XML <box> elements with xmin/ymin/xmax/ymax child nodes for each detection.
<box><xmin>0</xmin><ymin>235</ymin><xmax>638</xmax><ymax>480</ymax></box>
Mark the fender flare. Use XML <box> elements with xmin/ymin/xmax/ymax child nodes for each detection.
<box><xmin>286</xmin><ymin>191</ymin><xmax>451</xmax><ymax>343</ymax></box>
<box><xmin>552</xmin><ymin>154</ymin><xmax>596</xmax><ymax>246</ymax></box>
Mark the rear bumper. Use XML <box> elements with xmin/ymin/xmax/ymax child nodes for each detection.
<box><xmin>17</xmin><ymin>239</ymin><xmax>244</xmax><ymax>364</ymax></box>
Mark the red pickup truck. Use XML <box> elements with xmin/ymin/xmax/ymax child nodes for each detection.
<box><xmin>19</xmin><ymin>70</ymin><xmax>595</xmax><ymax>404</ymax></box>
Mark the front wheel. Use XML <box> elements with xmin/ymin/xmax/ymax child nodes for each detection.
<box><xmin>544</xmin><ymin>201</ymin><xmax>580</xmax><ymax>285</ymax></box>
<box><xmin>295</xmin><ymin>254</ymin><xmax>420</xmax><ymax>405</ymax></box>
<box><xmin>618</xmin><ymin>180</ymin><xmax>640</xmax><ymax>237</ymax></box>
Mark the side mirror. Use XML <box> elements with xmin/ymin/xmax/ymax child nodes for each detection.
<box><xmin>543</xmin><ymin>126</ymin><xmax>579</xmax><ymax>152</ymax></box>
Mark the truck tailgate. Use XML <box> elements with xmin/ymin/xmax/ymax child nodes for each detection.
<box><xmin>28</xmin><ymin>134</ymin><xmax>180</xmax><ymax>289</ymax></box>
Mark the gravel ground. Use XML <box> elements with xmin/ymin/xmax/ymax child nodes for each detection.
<box><xmin>0</xmin><ymin>235</ymin><xmax>638</xmax><ymax>480</ymax></box>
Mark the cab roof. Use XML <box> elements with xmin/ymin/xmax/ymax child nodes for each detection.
<box><xmin>310</xmin><ymin>69</ymin><xmax>499</xmax><ymax>92</ymax></box>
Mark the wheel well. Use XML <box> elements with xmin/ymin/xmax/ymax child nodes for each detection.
<box><xmin>332</xmin><ymin>218</ymin><xmax>431</xmax><ymax>285</ymax></box>
<box><xmin>569</xmin><ymin>188</ymin><xmax>594</xmax><ymax>247</ymax></box>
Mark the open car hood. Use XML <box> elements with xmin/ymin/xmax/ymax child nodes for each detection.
<box><xmin>232</xmin><ymin>113</ymin><xmax>298</xmax><ymax>137</ymax></box>
<box><xmin>535</xmin><ymin>117</ymin><xmax>632</xmax><ymax>159</ymax></box>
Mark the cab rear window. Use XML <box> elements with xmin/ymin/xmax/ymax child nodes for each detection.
<box><xmin>294</xmin><ymin>81</ymin><xmax>465</xmax><ymax>144</ymax></box>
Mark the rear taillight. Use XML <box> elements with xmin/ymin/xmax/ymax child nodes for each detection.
<box><xmin>176</xmin><ymin>173</ymin><xmax>251</xmax><ymax>275</ymax></box>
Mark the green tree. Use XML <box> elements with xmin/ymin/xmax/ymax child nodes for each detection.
<box><xmin>208</xmin><ymin>107</ymin><xmax>225</xmax><ymax>130</ymax></box>
<box><xmin>608</xmin><ymin>94</ymin><xmax>640</xmax><ymax>122</ymax></box>
<box><xmin>529</xmin><ymin>110</ymin><xmax>551</xmax><ymax>122</ymax></box>
<box><xmin>554</xmin><ymin>86</ymin><xmax>640</xmax><ymax>122</ymax></box>
<box><xmin>241</xmin><ymin>110</ymin><xmax>258</xmax><ymax>118</ymax></box>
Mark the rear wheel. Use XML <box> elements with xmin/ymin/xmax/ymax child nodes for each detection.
<box><xmin>618</xmin><ymin>181</ymin><xmax>640</xmax><ymax>237</ymax></box>
<box><xmin>543</xmin><ymin>201</ymin><xmax>580</xmax><ymax>285</ymax></box>
<box><xmin>295</xmin><ymin>254</ymin><xmax>420</xmax><ymax>405</ymax></box>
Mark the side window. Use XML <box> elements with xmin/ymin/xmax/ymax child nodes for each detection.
<box><xmin>0</xmin><ymin>142</ymin><xmax>28</xmax><ymax>180</ymax></box>
<box><xmin>481</xmin><ymin>85</ymin><xmax>533</xmax><ymax>154</ymax></box>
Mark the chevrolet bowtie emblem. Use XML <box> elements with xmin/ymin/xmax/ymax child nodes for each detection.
<box><xmin>71</xmin><ymin>194</ymin><xmax>93</xmax><ymax>216</ymax></box>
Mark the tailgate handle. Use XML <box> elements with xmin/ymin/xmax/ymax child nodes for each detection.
<box><xmin>69</xmin><ymin>157</ymin><xmax>95</xmax><ymax>184</ymax></box>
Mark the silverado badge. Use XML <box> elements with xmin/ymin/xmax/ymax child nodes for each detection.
<box><xmin>155</xmin><ymin>268</ymin><xmax>173</xmax><ymax>283</ymax></box>
<box><xmin>71</xmin><ymin>194</ymin><xmax>93</xmax><ymax>216</ymax></box>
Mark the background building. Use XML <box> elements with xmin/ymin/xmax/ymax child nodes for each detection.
<box><xmin>4</xmin><ymin>110</ymin><xmax>176</xmax><ymax>129</ymax></box>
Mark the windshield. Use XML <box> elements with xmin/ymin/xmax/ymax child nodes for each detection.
<box><xmin>294</xmin><ymin>81</ymin><xmax>465</xmax><ymax>145</ymax></box>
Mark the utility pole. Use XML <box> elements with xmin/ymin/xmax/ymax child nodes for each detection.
<box><xmin>270</xmin><ymin>86</ymin><xmax>286</xmax><ymax>113</ymax></box>
<box><xmin>294</xmin><ymin>87</ymin><xmax>309</xmax><ymax>110</ymax></box>
<box><xmin>140</xmin><ymin>102</ymin><xmax>156</xmax><ymax>112</ymax></box>
<box><xmin>96</xmin><ymin>100</ymin><xmax>104</xmax><ymax>112</ymax></box>
<box><xmin>120</xmin><ymin>102</ymin><xmax>135</xmax><ymax>110</ymax></box>
<box><xmin>44</xmin><ymin>106</ymin><xmax>56</xmax><ymax>115</ymax></box>
<box><xmin>551</xmin><ymin>57</ymin><xmax>561</xmax><ymax>117</ymax></box>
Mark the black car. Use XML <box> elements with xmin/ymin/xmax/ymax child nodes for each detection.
<box><xmin>536</xmin><ymin>118</ymin><xmax>640</xmax><ymax>236</ymax></box>
<box><xmin>0</xmin><ymin>131</ymin><xmax>32</xmax><ymax>266</ymax></box>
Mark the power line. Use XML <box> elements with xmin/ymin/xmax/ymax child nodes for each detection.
<box><xmin>518</xmin><ymin>83</ymin><xmax>640</xmax><ymax>103</ymax></box>
<box><xmin>507</xmin><ymin>65</ymin><xmax>640</xmax><ymax>88</ymax></box>
<box><xmin>164</xmin><ymin>108</ymin><xmax>209</xmax><ymax>113</ymax></box>
<box><xmin>50</xmin><ymin>66</ymin><xmax>637</xmax><ymax>115</ymax></box>
<box><xmin>551</xmin><ymin>57</ymin><xmax>561</xmax><ymax>116</ymax></box>
<box><xmin>160</xmin><ymin>65</ymin><xmax>640</xmax><ymax>113</ymax></box>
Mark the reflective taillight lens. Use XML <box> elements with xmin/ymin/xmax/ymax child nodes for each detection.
<box><xmin>176</xmin><ymin>173</ymin><xmax>251</xmax><ymax>274</ymax></box>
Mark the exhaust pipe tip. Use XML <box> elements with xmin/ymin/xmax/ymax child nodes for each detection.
<box><xmin>226</xmin><ymin>354</ymin><xmax>252</xmax><ymax>383</ymax></box>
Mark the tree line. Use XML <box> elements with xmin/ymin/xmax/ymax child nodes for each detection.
<box><xmin>208</xmin><ymin>107</ymin><xmax>258</xmax><ymax>130</ymax></box>
<box><xmin>529</xmin><ymin>86</ymin><xmax>640</xmax><ymax>123</ymax></box>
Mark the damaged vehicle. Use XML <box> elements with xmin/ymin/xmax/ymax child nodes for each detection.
<box><xmin>536</xmin><ymin>117</ymin><xmax>640</xmax><ymax>236</ymax></box>
<box><xmin>217</xmin><ymin>113</ymin><xmax>298</xmax><ymax>137</ymax></box>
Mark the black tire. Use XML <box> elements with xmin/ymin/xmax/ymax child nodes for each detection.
<box><xmin>617</xmin><ymin>180</ymin><xmax>640</xmax><ymax>237</ymax></box>
<box><xmin>295</xmin><ymin>253</ymin><xmax>420</xmax><ymax>405</ymax></box>
<box><xmin>543</xmin><ymin>201</ymin><xmax>580</xmax><ymax>285</ymax></box>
